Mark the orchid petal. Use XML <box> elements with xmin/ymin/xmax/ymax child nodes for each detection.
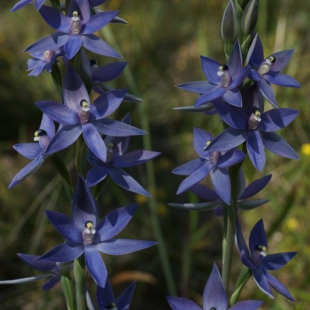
<box><xmin>109</xmin><ymin>167</ymin><xmax>151</xmax><ymax>197</ymax></box>
<box><xmin>82</xmin><ymin>122</ymin><xmax>107</xmax><ymax>162</ymax></box>
<box><xmin>85</xmin><ymin>245</ymin><xmax>107</xmax><ymax>288</ymax></box>
<box><xmin>83</xmin><ymin>11</ymin><xmax>119</xmax><ymax>34</ymax></box>
<box><xmin>247</xmin><ymin>130</ymin><xmax>265</xmax><ymax>171</ymax></box>
<box><xmin>260</xmin><ymin>131</ymin><xmax>299</xmax><ymax>159</ymax></box>
<box><xmin>97</xmin><ymin>239</ymin><xmax>157</xmax><ymax>255</ymax></box>
<box><xmin>82</xmin><ymin>34</ymin><xmax>121</xmax><ymax>58</ymax></box>
<box><xmin>95</xmin><ymin>204</ymin><xmax>137</xmax><ymax>241</ymax></box>
<box><xmin>45</xmin><ymin>210</ymin><xmax>82</xmax><ymax>243</ymax></box>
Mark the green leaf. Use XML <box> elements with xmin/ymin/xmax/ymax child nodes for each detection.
<box><xmin>230</xmin><ymin>267</ymin><xmax>252</xmax><ymax>305</ymax></box>
<box><xmin>61</xmin><ymin>274</ymin><xmax>76</xmax><ymax>310</ymax></box>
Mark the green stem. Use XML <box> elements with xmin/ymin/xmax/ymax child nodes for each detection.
<box><xmin>222</xmin><ymin>162</ymin><xmax>243</xmax><ymax>296</ymax></box>
<box><xmin>74</xmin><ymin>256</ymin><xmax>86</xmax><ymax>310</ymax></box>
<box><xmin>222</xmin><ymin>202</ymin><xmax>235</xmax><ymax>295</ymax></box>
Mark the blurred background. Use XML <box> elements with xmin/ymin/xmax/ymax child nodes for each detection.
<box><xmin>0</xmin><ymin>0</ymin><xmax>309</xmax><ymax>309</ymax></box>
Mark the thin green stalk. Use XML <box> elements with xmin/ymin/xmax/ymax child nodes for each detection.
<box><xmin>222</xmin><ymin>162</ymin><xmax>243</xmax><ymax>296</ymax></box>
<box><xmin>222</xmin><ymin>202</ymin><xmax>235</xmax><ymax>295</ymax></box>
<box><xmin>74</xmin><ymin>256</ymin><xmax>86</xmax><ymax>310</ymax></box>
<box><xmin>100</xmin><ymin>26</ymin><xmax>176</xmax><ymax>296</ymax></box>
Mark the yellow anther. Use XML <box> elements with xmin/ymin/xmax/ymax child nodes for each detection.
<box><xmin>254</xmin><ymin>110</ymin><xmax>261</xmax><ymax>117</ymax></box>
<box><xmin>73</xmin><ymin>11</ymin><xmax>79</xmax><ymax>18</ymax></box>
<box><xmin>268</xmin><ymin>56</ymin><xmax>276</xmax><ymax>63</ymax></box>
<box><xmin>80</xmin><ymin>100</ymin><xmax>88</xmax><ymax>108</ymax></box>
<box><xmin>85</xmin><ymin>221</ymin><xmax>94</xmax><ymax>229</ymax></box>
<box><xmin>108</xmin><ymin>142</ymin><xmax>115</xmax><ymax>149</ymax></box>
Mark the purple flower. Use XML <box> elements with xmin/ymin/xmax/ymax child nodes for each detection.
<box><xmin>87</xmin><ymin>279</ymin><xmax>136</xmax><ymax>310</ymax></box>
<box><xmin>39</xmin><ymin>176</ymin><xmax>157</xmax><ymax>288</ymax></box>
<box><xmin>11</xmin><ymin>0</ymin><xmax>46</xmax><ymax>12</ymax></box>
<box><xmin>206</xmin><ymin>84</ymin><xmax>299</xmax><ymax>171</ymax></box>
<box><xmin>247</xmin><ymin>35</ymin><xmax>300</xmax><ymax>107</ymax></box>
<box><xmin>171</xmin><ymin>171</ymin><xmax>271</xmax><ymax>214</ymax></box>
<box><xmin>177</xmin><ymin>40</ymin><xmax>250</xmax><ymax>107</ymax></box>
<box><xmin>236</xmin><ymin>218</ymin><xmax>297</xmax><ymax>301</ymax></box>
<box><xmin>0</xmin><ymin>254</ymin><xmax>71</xmax><ymax>291</ymax></box>
<box><xmin>86</xmin><ymin>114</ymin><xmax>160</xmax><ymax>197</ymax></box>
<box><xmin>166</xmin><ymin>263</ymin><xmax>263</xmax><ymax>310</ymax></box>
<box><xmin>24</xmin><ymin>0</ymin><xmax>120</xmax><ymax>60</ymax></box>
<box><xmin>172</xmin><ymin>128</ymin><xmax>245</xmax><ymax>205</ymax></box>
<box><xmin>36</xmin><ymin>66</ymin><xmax>145</xmax><ymax>163</ymax></box>
<box><xmin>9</xmin><ymin>114</ymin><xmax>55</xmax><ymax>188</ymax></box>
<box><xmin>27</xmin><ymin>49</ymin><xmax>63</xmax><ymax>76</ymax></box>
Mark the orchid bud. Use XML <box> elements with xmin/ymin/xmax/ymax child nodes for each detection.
<box><xmin>221</xmin><ymin>0</ymin><xmax>238</xmax><ymax>44</ymax></box>
<box><xmin>241</xmin><ymin>0</ymin><xmax>258</xmax><ymax>35</ymax></box>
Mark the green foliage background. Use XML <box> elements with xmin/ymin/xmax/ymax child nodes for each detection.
<box><xmin>0</xmin><ymin>0</ymin><xmax>309</xmax><ymax>309</ymax></box>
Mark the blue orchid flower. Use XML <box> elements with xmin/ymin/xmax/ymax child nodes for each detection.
<box><xmin>177</xmin><ymin>40</ymin><xmax>250</xmax><ymax>107</ymax></box>
<box><xmin>166</xmin><ymin>263</ymin><xmax>263</xmax><ymax>310</ymax></box>
<box><xmin>172</xmin><ymin>127</ymin><xmax>245</xmax><ymax>205</ymax></box>
<box><xmin>24</xmin><ymin>0</ymin><xmax>120</xmax><ymax>60</ymax></box>
<box><xmin>39</xmin><ymin>176</ymin><xmax>156</xmax><ymax>288</ymax></box>
<box><xmin>36</xmin><ymin>66</ymin><xmax>145</xmax><ymax>163</ymax></box>
<box><xmin>205</xmin><ymin>84</ymin><xmax>299</xmax><ymax>171</ymax></box>
<box><xmin>235</xmin><ymin>218</ymin><xmax>297</xmax><ymax>301</ymax></box>
<box><xmin>9</xmin><ymin>114</ymin><xmax>55</xmax><ymax>188</ymax></box>
<box><xmin>247</xmin><ymin>35</ymin><xmax>300</xmax><ymax>108</ymax></box>
<box><xmin>86</xmin><ymin>113</ymin><xmax>160</xmax><ymax>197</ymax></box>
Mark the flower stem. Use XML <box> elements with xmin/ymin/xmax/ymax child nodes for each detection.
<box><xmin>222</xmin><ymin>201</ymin><xmax>235</xmax><ymax>295</ymax></box>
<box><xmin>74</xmin><ymin>256</ymin><xmax>86</xmax><ymax>310</ymax></box>
<box><xmin>222</xmin><ymin>162</ymin><xmax>242</xmax><ymax>296</ymax></box>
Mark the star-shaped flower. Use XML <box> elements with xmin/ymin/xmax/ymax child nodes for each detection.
<box><xmin>166</xmin><ymin>263</ymin><xmax>263</xmax><ymax>310</ymax></box>
<box><xmin>172</xmin><ymin>127</ymin><xmax>245</xmax><ymax>205</ymax></box>
<box><xmin>25</xmin><ymin>0</ymin><xmax>120</xmax><ymax>60</ymax></box>
<box><xmin>206</xmin><ymin>84</ymin><xmax>299</xmax><ymax>171</ymax></box>
<box><xmin>36</xmin><ymin>66</ymin><xmax>145</xmax><ymax>163</ymax></box>
<box><xmin>9</xmin><ymin>114</ymin><xmax>55</xmax><ymax>188</ymax></box>
<box><xmin>177</xmin><ymin>40</ymin><xmax>250</xmax><ymax>107</ymax></box>
<box><xmin>86</xmin><ymin>113</ymin><xmax>160</xmax><ymax>197</ymax></box>
<box><xmin>247</xmin><ymin>35</ymin><xmax>300</xmax><ymax>107</ymax></box>
<box><xmin>235</xmin><ymin>218</ymin><xmax>297</xmax><ymax>301</ymax></box>
<box><xmin>39</xmin><ymin>176</ymin><xmax>156</xmax><ymax>288</ymax></box>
